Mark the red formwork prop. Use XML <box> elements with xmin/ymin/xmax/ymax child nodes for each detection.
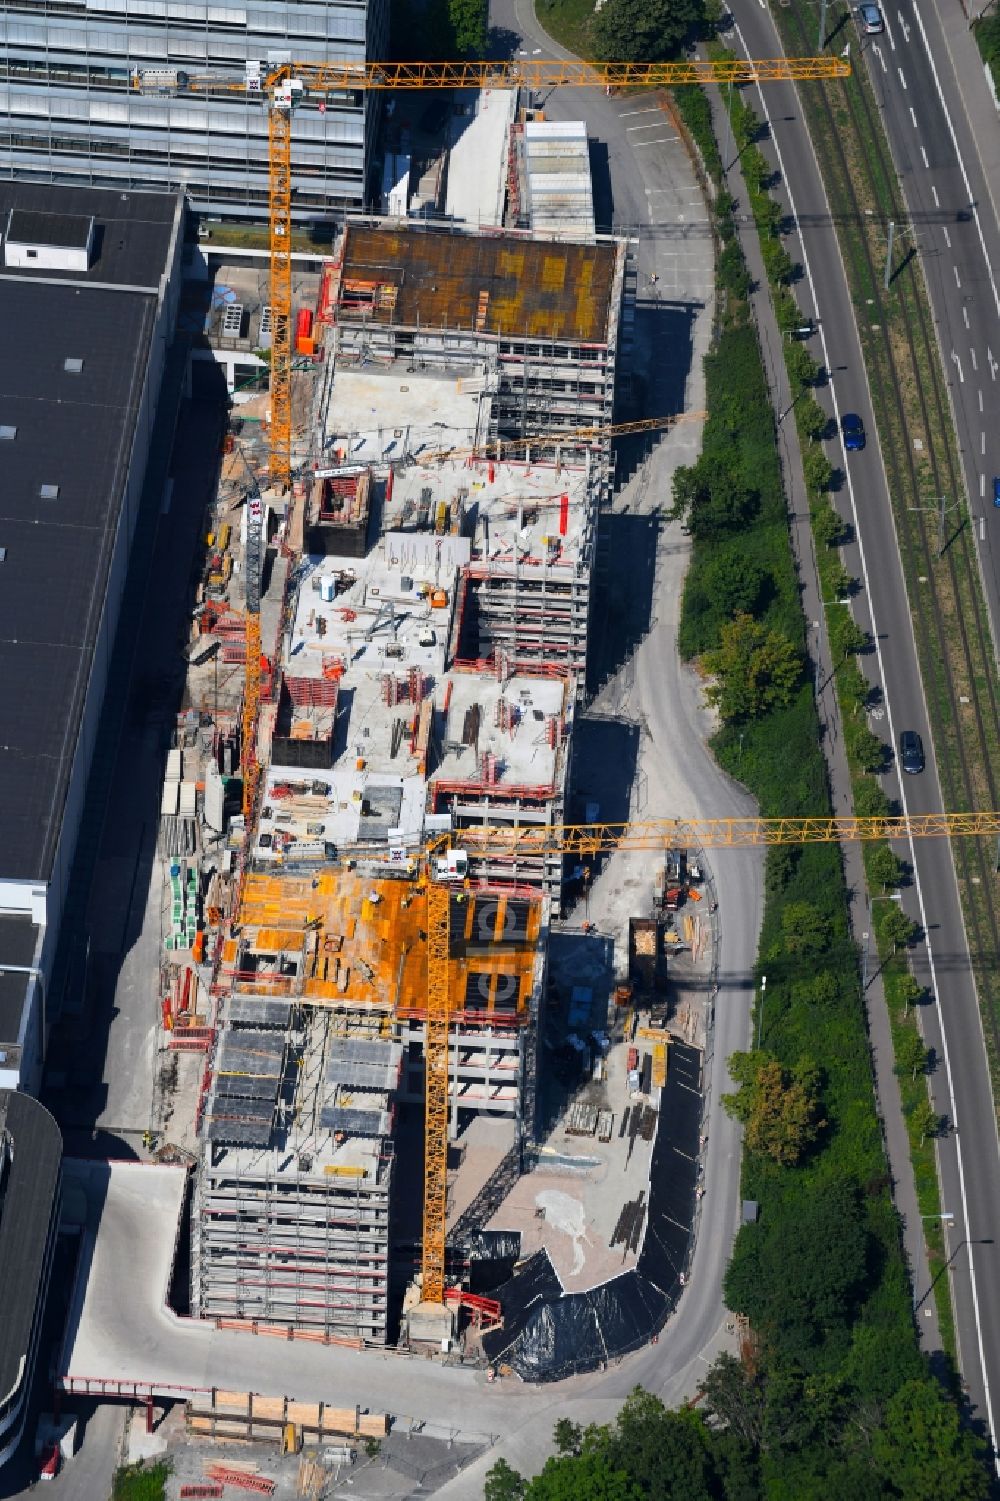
<box><xmin>180</xmin><ymin>1488</ymin><xmax>224</xmax><ymax>1499</ymax></box>
<box><xmin>205</xmin><ymin>1466</ymin><xmax>275</xmax><ymax>1495</ymax></box>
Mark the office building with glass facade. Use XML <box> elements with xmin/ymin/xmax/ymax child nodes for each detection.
<box><xmin>0</xmin><ymin>0</ymin><xmax>387</xmax><ymax>220</ymax></box>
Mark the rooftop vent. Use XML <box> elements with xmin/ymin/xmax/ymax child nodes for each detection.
<box><xmin>39</xmin><ymin>484</ymin><xmax>59</xmax><ymax>500</ymax></box>
<box><xmin>63</xmin><ymin>357</ymin><xmax>84</xmax><ymax>374</ymax></box>
<box><xmin>0</xmin><ymin>425</ymin><xmax>16</xmax><ymax>440</ymax></box>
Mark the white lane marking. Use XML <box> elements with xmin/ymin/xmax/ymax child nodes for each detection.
<box><xmin>980</xmin><ymin>388</ymin><xmax>986</xmax><ymax>411</ymax></box>
<box><xmin>954</xmin><ymin>264</ymin><xmax>962</xmax><ymax>288</ymax></box>
<box><xmin>952</xmin><ymin>349</ymin><xmax>965</xmax><ymax>382</ymax></box>
<box><xmin>898</xmin><ymin>66</ymin><xmax>908</xmax><ymax>89</ymax></box>
<box><xmin>632</xmin><ymin>137</ymin><xmax>676</xmax><ymax>146</ymax></box>
<box><xmin>963</xmin><ymin>305</ymin><xmax>970</xmax><ymax>329</ymax></box>
<box><xmin>734</xmin><ymin>15</ymin><xmax>998</xmax><ymax>1461</ymax></box>
<box><xmin>982</xmin><ymin>432</ymin><xmax>987</xmax><ymax>456</ymax></box>
<box><xmin>920</xmin><ymin>144</ymin><xmax>929</xmax><ymax>169</ymax></box>
<box><xmin>619</xmin><ymin>107</ymin><xmax>659</xmax><ymax>117</ymax></box>
<box><xmin>931</xmin><ymin>184</ymin><xmax>940</xmax><ymax>207</ymax></box>
<box><xmin>943</xmin><ymin>226</ymin><xmax>952</xmax><ymax>247</ymax></box>
<box><xmin>982</xmin><ymin>473</ymin><xmax>987</xmax><ymax>497</ymax></box>
<box><xmin>989</xmin><ymin>348</ymin><xmax>999</xmax><ymax>379</ymax></box>
<box><xmin>971</xmin><ymin>346</ymin><xmax>978</xmax><ymax>371</ymax></box>
<box><xmin>873</xmin><ymin>42</ymin><xmax>887</xmax><ymax>71</ymax></box>
<box><xmin>628</xmin><ymin>122</ymin><xmax>669</xmax><ymax>131</ymax></box>
<box><xmin>913</xmin><ymin>0</ymin><xmax>1000</xmax><ymax>317</ymax></box>
<box><xmin>909</xmin><ymin>105</ymin><xmax>919</xmax><ymax>128</ymax></box>
<box><xmin>898</xmin><ymin>11</ymin><xmax>911</xmax><ymax>39</ymax></box>
<box><xmin>885</xmin><ymin>8</ymin><xmax>897</xmax><ymax>47</ymax></box>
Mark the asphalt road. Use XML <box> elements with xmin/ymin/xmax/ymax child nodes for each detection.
<box><xmin>729</xmin><ymin>0</ymin><xmax>1000</xmax><ymax>1461</ymax></box>
<box><xmin>860</xmin><ymin>0</ymin><xmax>1000</xmax><ymax>646</ymax></box>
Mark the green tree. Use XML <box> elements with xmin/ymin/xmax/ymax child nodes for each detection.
<box><xmin>798</xmin><ymin>395</ymin><xmax>828</xmax><ymax>441</ymax></box>
<box><xmin>722</xmin><ymin>1051</ymin><xmax>825</xmax><ymax>1165</ymax></box>
<box><xmin>447</xmin><ymin>0</ymin><xmax>485</xmax><ymax>51</ymax></box>
<box><xmin>593</xmin><ymin>0</ymin><xmax>704</xmax><ymax>61</ymax></box>
<box><xmin>781</xmin><ymin>900</ymin><xmax>830</xmax><ymax>956</ymax></box>
<box><xmin>525</xmin><ymin>1453</ymin><xmax>643</xmax><ymax>1500</ymax></box>
<box><xmin>786</xmin><ymin>340</ymin><xmax>819</xmax><ymax>389</ymax></box>
<box><xmin>802</xmin><ymin>444</ymin><xmax>833</xmax><ymax>495</ymax></box>
<box><xmin>895</xmin><ymin>1027</ymin><xmax>929</xmax><ymax>1080</ymax></box>
<box><xmin>897</xmin><ymin>972</ymin><xmax>923</xmax><ymax>1016</ymax></box>
<box><xmin>830</xmin><ymin>613</ymin><xmax>868</xmax><ymax>661</ymax></box>
<box><xmin>908</xmin><ymin>1098</ymin><xmax>941</xmax><ymax>1148</ymax></box>
<box><xmin>485</xmin><ymin>1458</ymin><xmax>526</xmax><ymax>1501</ymax></box>
<box><xmin>725</xmin><ymin>1178</ymin><xmax>869</xmax><ymax>1358</ymax></box>
<box><xmin>854</xmin><ymin>778</ymin><xmax>890</xmax><ymax>818</ymax></box>
<box><xmin>705</xmin><ymin>550</ymin><xmax>767</xmax><ymax>619</ymax></box>
<box><xmin>813</xmin><ymin>502</ymin><xmax>846</xmax><ymax>548</ymax></box>
<box><xmin>719</xmin><ymin>238</ymin><xmax>751</xmax><ymax>298</ymax></box>
<box><xmin>672</xmin><ymin>457</ymin><xmax>760</xmax><ymax>539</ymax></box>
<box><xmin>879</xmin><ymin>904</ymin><xmax>916</xmax><ymax>954</ymax></box>
<box><xmin>839</xmin><ymin>660</ymin><xmax>870</xmax><ymax>712</ymax></box>
<box><xmin>700</xmin><ymin>1351</ymin><xmax>764</xmax><ymax>1447</ymax></box>
<box><xmin>704</xmin><ymin>613</ymin><xmax>801</xmax><ymax>721</ymax></box>
<box><xmin>853</xmin><ymin>727</ymin><xmax>887</xmax><ymax>773</ymax></box>
<box><xmin>872</xmin><ymin>1378</ymin><xmax>989</xmax><ymax>1499</ymax></box>
<box><xmin>604</xmin><ymin>1392</ymin><xmax>720</xmax><ymax>1500</ymax></box>
<box><xmin>760</xmin><ymin>236</ymin><xmax>795</xmax><ymax>286</ymax></box>
<box><xmin>552</xmin><ymin>1419</ymin><xmax>582</xmax><ymax>1456</ymax></box>
<box><xmin>868</xmin><ymin>844</ymin><xmax>902</xmax><ymax>892</ymax></box>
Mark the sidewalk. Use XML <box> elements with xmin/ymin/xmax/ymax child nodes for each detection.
<box><xmin>934</xmin><ymin>0</ymin><xmax>1000</xmax><ymax>239</ymax></box>
<box><xmin>703</xmin><ymin>85</ymin><xmax>944</xmax><ymax>1361</ymax></box>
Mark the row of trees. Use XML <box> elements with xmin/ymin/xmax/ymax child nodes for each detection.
<box><xmin>485</xmin><ymin>1373</ymin><xmax>987</xmax><ymax>1499</ymax></box>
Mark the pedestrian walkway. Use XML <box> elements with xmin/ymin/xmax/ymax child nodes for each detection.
<box><xmin>704</xmin><ymin>84</ymin><xmax>943</xmax><ymax>1361</ymax></box>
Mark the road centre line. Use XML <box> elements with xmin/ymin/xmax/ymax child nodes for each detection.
<box><xmin>963</xmin><ymin>305</ymin><xmax>970</xmax><ymax>328</ymax></box>
<box><xmin>731</xmin><ymin>15</ymin><xmax>997</xmax><ymax>1452</ymax></box>
<box><xmin>971</xmin><ymin>346</ymin><xmax>978</xmax><ymax>370</ymax></box>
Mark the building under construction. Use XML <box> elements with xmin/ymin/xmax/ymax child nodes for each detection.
<box><xmin>188</xmin><ymin>219</ymin><xmax>625</xmax><ymax>1346</ymax></box>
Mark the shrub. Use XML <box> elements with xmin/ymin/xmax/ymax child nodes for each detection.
<box><xmin>854</xmin><ymin>777</ymin><xmax>891</xmax><ymax>817</ymax></box>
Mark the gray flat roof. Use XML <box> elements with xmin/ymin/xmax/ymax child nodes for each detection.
<box><xmin>6</xmin><ymin>207</ymin><xmax>92</xmax><ymax>251</ymax></box>
<box><xmin>0</xmin><ymin>182</ymin><xmax>178</xmax><ymax>289</ymax></box>
<box><xmin>0</xmin><ymin>182</ymin><xmax>178</xmax><ymax>883</ymax></box>
<box><xmin>0</xmin><ymin>914</ymin><xmax>40</xmax><ymax>1047</ymax></box>
<box><xmin>0</xmin><ymin>1091</ymin><xmax>61</xmax><ymax>1410</ymax></box>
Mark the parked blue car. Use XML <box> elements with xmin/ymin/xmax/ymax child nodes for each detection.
<box><xmin>842</xmin><ymin>412</ymin><xmax>866</xmax><ymax>451</ymax></box>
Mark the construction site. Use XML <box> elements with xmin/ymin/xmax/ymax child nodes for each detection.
<box><xmin>138</xmin><ymin>202</ymin><xmax>713</xmax><ymax>1370</ymax></box>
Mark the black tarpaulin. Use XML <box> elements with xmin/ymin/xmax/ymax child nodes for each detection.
<box><xmin>482</xmin><ymin>1042</ymin><xmax>702</xmax><ymax>1381</ymax></box>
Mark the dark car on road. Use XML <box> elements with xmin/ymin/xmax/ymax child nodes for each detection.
<box><xmin>899</xmin><ymin>730</ymin><xmax>925</xmax><ymax>774</ymax></box>
<box><xmin>842</xmin><ymin>412</ymin><xmax>866</xmax><ymax>451</ymax></box>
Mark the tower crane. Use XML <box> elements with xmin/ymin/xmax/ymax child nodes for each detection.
<box><xmin>401</xmin><ymin>808</ymin><xmax>1000</xmax><ymax>1313</ymax></box>
<box><xmin>136</xmin><ymin>54</ymin><xmax>850</xmax><ymax>495</ymax></box>
<box><xmin>137</xmin><ymin>52</ymin><xmax>849</xmax><ymax>825</ymax></box>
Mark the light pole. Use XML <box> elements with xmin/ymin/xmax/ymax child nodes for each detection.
<box><xmin>0</xmin><ymin>963</ymin><xmax>47</xmax><ymax>1065</ymax></box>
<box><xmin>756</xmin><ymin>974</ymin><xmax>767</xmax><ymax>1050</ymax></box>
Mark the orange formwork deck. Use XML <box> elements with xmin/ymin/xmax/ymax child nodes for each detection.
<box><xmin>230</xmin><ymin>870</ymin><xmax>542</xmax><ymax>1023</ymax></box>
